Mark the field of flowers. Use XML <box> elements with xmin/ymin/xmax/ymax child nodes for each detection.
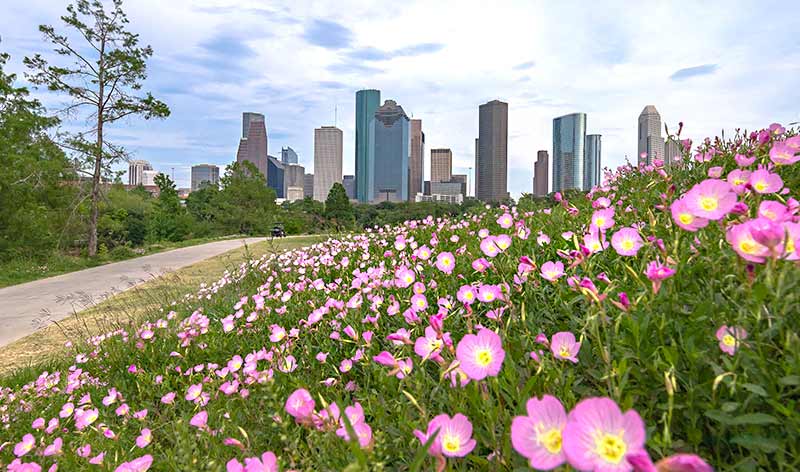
<box><xmin>1</xmin><ymin>123</ymin><xmax>799</xmax><ymax>471</ymax></box>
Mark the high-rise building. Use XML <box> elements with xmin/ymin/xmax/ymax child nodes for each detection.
<box><xmin>191</xmin><ymin>164</ymin><xmax>220</xmax><ymax>191</ymax></box>
<box><xmin>128</xmin><ymin>160</ymin><xmax>153</xmax><ymax>186</ymax></box>
<box><xmin>343</xmin><ymin>175</ymin><xmax>356</xmax><ymax>200</ymax></box>
<box><xmin>474</xmin><ymin>138</ymin><xmax>479</xmax><ymax>197</ymax></box>
<box><xmin>368</xmin><ymin>100</ymin><xmax>410</xmax><ymax>202</ymax></box>
<box><xmin>409</xmin><ymin>119</ymin><xmax>424</xmax><ymax>201</ymax></box>
<box><xmin>552</xmin><ymin>112</ymin><xmax>587</xmax><ymax>192</ymax></box>
<box><xmin>304</xmin><ymin>173</ymin><xmax>314</xmax><ymax>198</ymax></box>
<box><xmin>638</xmin><ymin>105</ymin><xmax>664</xmax><ymax>166</ymax></box>
<box><xmin>584</xmin><ymin>135</ymin><xmax>601</xmax><ymax>190</ymax></box>
<box><xmin>237</xmin><ymin>112</ymin><xmax>268</xmax><ymax>178</ymax></box>
<box><xmin>281</xmin><ymin>146</ymin><xmax>298</xmax><ymax>164</ymax></box>
<box><xmin>451</xmin><ymin>174</ymin><xmax>468</xmax><ymax>197</ymax></box>
<box><xmin>664</xmin><ymin>137</ymin><xmax>682</xmax><ymax>166</ymax></box>
<box><xmin>141</xmin><ymin>170</ymin><xmax>159</xmax><ymax>187</ymax></box>
<box><xmin>314</xmin><ymin>126</ymin><xmax>343</xmax><ymax>201</ymax></box>
<box><xmin>267</xmin><ymin>156</ymin><xmax>285</xmax><ymax>198</ymax></box>
<box><xmin>285</xmin><ymin>163</ymin><xmax>305</xmax><ymax>197</ymax></box>
<box><xmin>355</xmin><ymin>89</ymin><xmax>381</xmax><ymax>202</ymax></box>
<box><xmin>533</xmin><ymin>150</ymin><xmax>548</xmax><ymax>196</ymax></box>
<box><xmin>431</xmin><ymin>148</ymin><xmax>453</xmax><ymax>183</ymax></box>
<box><xmin>476</xmin><ymin>100</ymin><xmax>508</xmax><ymax>202</ymax></box>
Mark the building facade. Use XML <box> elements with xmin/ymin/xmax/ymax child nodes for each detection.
<box><xmin>128</xmin><ymin>160</ymin><xmax>153</xmax><ymax>186</ymax></box>
<box><xmin>281</xmin><ymin>146</ymin><xmax>298</xmax><ymax>164</ymax></box>
<box><xmin>314</xmin><ymin>126</ymin><xmax>343</xmax><ymax>201</ymax></box>
<box><xmin>368</xmin><ymin>100</ymin><xmax>410</xmax><ymax>202</ymax></box>
<box><xmin>267</xmin><ymin>156</ymin><xmax>285</xmax><ymax>199</ymax></box>
<box><xmin>638</xmin><ymin>105</ymin><xmax>663</xmax><ymax>166</ymax></box>
<box><xmin>355</xmin><ymin>89</ymin><xmax>381</xmax><ymax>202</ymax></box>
<box><xmin>664</xmin><ymin>137</ymin><xmax>682</xmax><ymax>166</ymax></box>
<box><xmin>285</xmin><ymin>163</ymin><xmax>305</xmax><ymax>198</ymax></box>
<box><xmin>343</xmin><ymin>175</ymin><xmax>356</xmax><ymax>200</ymax></box>
<box><xmin>237</xmin><ymin>112</ymin><xmax>268</xmax><ymax>178</ymax></box>
<box><xmin>451</xmin><ymin>174</ymin><xmax>468</xmax><ymax>197</ymax></box>
<box><xmin>431</xmin><ymin>148</ymin><xmax>453</xmax><ymax>183</ymax></box>
<box><xmin>141</xmin><ymin>170</ymin><xmax>159</xmax><ymax>187</ymax></box>
<box><xmin>303</xmin><ymin>173</ymin><xmax>314</xmax><ymax>198</ymax></box>
<box><xmin>533</xmin><ymin>150</ymin><xmax>548</xmax><ymax>196</ymax></box>
<box><xmin>191</xmin><ymin>164</ymin><xmax>220</xmax><ymax>191</ymax></box>
<box><xmin>409</xmin><ymin>119</ymin><xmax>424</xmax><ymax>201</ymax></box>
<box><xmin>552</xmin><ymin>113</ymin><xmax>587</xmax><ymax>192</ymax></box>
<box><xmin>584</xmin><ymin>135</ymin><xmax>602</xmax><ymax>190</ymax></box>
<box><xmin>476</xmin><ymin>100</ymin><xmax>508</xmax><ymax>202</ymax></box>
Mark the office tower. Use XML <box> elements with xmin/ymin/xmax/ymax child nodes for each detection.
<box><xmin>314</xmin><ymin>126</ymin><xmax>343</xmax><ymax>201</ymax></box>
<box><xmin>476</xmin><ymin>100</ymin><xmax>508</xmax><ymax>201</ymax></box>
<box><xmin>533</xmin><ymin>150</ymin><xmax>549</xmax><ymax>196</ymax></box>
<box><xmin>128</xmin><ymin>160</ymin><xmax>153</xmax><ymax>186</ymax></box>
<box><xmin>451</xmin><ymin>174</ymin><xmax>468</xmax><ymax>197</ymax></box>
<box><xmin>638</xmin><ymin>105</ymin><xmax>664</xmax><ymax>166</ymax></box>
<box><xmin>191</xmin><ymin>164</ymin><xmax>220</xmax><ymax>191</ymax></box>
<box><xmin>474</xmin><ymin>138</ymin><xmax>479</xmax><ymax>197</ymax></box>
<box><xmin>552</xmin><ymin>113</ymin><xmax>587</xmax><ymax>192</ymax></box>
<box><xmin>424</xmin><ymin>180</ymin><xmax>431</xmax><ymax>195</ymax></box>
<box><xmin>141</xmin><ymin>170</ymin><xmax>159</xmax><ymax>187</ymax></box>
<box><xmin>281</xmin><ymin>146</ymin><xmax>298</xmax><ymax>164</ymax></box>
<box><xmin>584</xmin><ymin>135</ymin><xmax>602</xmax><ymax>190</ymax></box>
<box><xmin>664</xmin><ymin>137</ymin><xmax>682</xmax><ymax>166</ymax></box>
<box><xmin>431</xmin><ymin>148</ymin><xmax>453</xmax><ymax>183</ymax></box>
<box><xmin>267</xmin><ymin>156</ymin><xmax>285</xmax><ymax>198</ymax></box>
<box><xmin>342</xmin><ymin>175</ymin><xmax>356</xmax><ymax>200</ymax></box>
<box><xmin>237</xmin><ymin>112</ymin><xmax>268</xmax><ymax>178</ymax></box>
<box><xmin>355</xmin><ymin>89</ymin><xmax>381</xmax><ymax>202</ymax></box>
<box><xmin>286</xmin><ymin>187</ymin><xmax>304</xmax><ymax>202</ymax></box>
<box><xmin>304</xmin><ymin>173</ymin><xmax>314</xmax><ymax>198</ymax></box>
<box><xmin>285</xmin><ymin>163</ymin><xmax>305</xmax><ymax>199</ymax></box>
<box><xmin>409</xmin><ymin>119</ymin><xmax>424</xmax><ymax>200</ymax></box>
<box><xmin>368</xmin><ymin>100</ymin><xmax>410</xmax><ymax>202</ymax></box>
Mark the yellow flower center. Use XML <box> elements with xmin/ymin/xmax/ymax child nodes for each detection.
<box><xmin>442</xmin><ymin>258</ymin><xmax>452</xmax><ymax>266</ymax></box>
<box><xmin>591</xmin><ymin>241</ymin><xmax>601</xmax><ymax>251</ymax></box>
<box><xmin>545</xmin><ymin>270</ymin><xmax>558</xmax><ymax>279</ymax></box>
<box><xmin>699</xmin><ymin>196</ymin><xmax>718</xmax><ymax>212</ymax></box>
<box><xmin>739</xmin><ymin>240</ymin><xmax>758</xmax><ymax>254</ymax></box>
<box><xmin>429</xmin><ymin>339</ymin><xmax>443</xmax><ymax>351</ymax></box>
<box><xmin>559</xmin><ymin>346</ymin><xmax>571</xmax><ymax>358</ymax></box>
<box><xmin>404</xmin><ymin>275</ymin><xmax>413</xmax><ymax>284</ymax></box>
<box><xmin>483</xmin><ymin>292</ymin><xmax>495</xmax><ymax>301</ymax></box>
<box><xmin>621</xmin><ymin>239</ymin><xmax>634</xmax><ymax>250</ymax></box>
<box><xmin>416</xmin><ymin>299</ymin><xmax>426</xmax><ymax>308</ymax></box>
<box><xmin>733</xmin><ymin>178</ymin><xmax>746</xmax><ymax>185</ymax></box>
<box><xmin>539</xmin><ymin>428</ymin><xmax>563</xmax><ymax>454</ymax></box>
<box><xmin>465</xmin><ymin>292</ymin><xmax>474</xmax><ymax>300</ymax></box>
<box><xmin>442</xmin><ymin>433</ymin><xmax>461</xmax><ymax>453</ymax></box>
<box><xmin>497</xmin><ymin>240</ymin><xmax>509</xmax><ymax>249</ymax></box>
<box><xmin>475</xmin><ymin>348</ymin><xmax>493</xmax><ymax>366</ymax></box>
<box><xmin>722</xmin><ymin>334</ymin><xmax>736</xmax><ymax>347</ymax></box>
<box><xmin>678</xmin><ymin>213</ymin><xmax>694</xmax><ymax>224</ymax></box>
<box><xmin>595</xmin><ymin>217</ymin><xmax>606</xmax><ymax>227</ymax></box>
<box><xmin>595</xmin><ymin>432</ymin><xmax>627</xmax><ymax>464</ymax></box>
<box><xmin>754</xmin><ymin>181</ymin><xmax>767</xmax><ymax>192</ymax></box>
<box><xmin>786</xmin><ymin>238</ymin><xmax>795</xmax><ymax>254</ymax></box>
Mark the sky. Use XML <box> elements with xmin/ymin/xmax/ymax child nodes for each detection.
<box><xmin>2</xmin><ymin>0</ymin><xmax>799</xmax><ymax>197</ymax></box>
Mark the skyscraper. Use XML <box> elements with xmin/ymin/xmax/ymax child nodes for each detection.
<box><xmin>552</xmin><ymin>113</ymin><xmax>587</xmax><ymax>192</ymax></box>
<box><xmin>431</xmin><ymin>148</ymin><xmax>453</xmax><ymax>183</ymax></box>
<box><xmin>664</xmin><ymin>137</ymin><xmax>682</xmax><ymax>166</ymax></box>
<box><xmin>584</xmin><ymin>135</ymin><xmax>602</xmax><ymax>190</ymax></box>
<box><xmin>476</xmin><ymin>100</ymin><xmax>508</xmax><ymax>202</ymax></box>
<box><xmin>267</xmin><ymin>156</ymin><xmax>285</xmax><ymax>198</ymax></box>
<box><xmin>451</xmin><ymin>174</ymin><xmax>468</xmax><ymax>197</ymax></box>
<box><xmin>285</xmin><ymin>163</ymin><xmax>305</xmax><ymax>202</ymax></box>
<box><xmin>355</xmin><ymin>89</ymin><xmax>381</xmax><ymax>202</ymax></box>
<box><xmin>368</xmin><ymin>100</ymin><xmax>410</xmax><ymax>202</ymax></box>
<box><xmin>314</xmin><ymin>126</ymin><xmax>343</xmax><ymax>201</ymax></box>
<box><xmin>409</xmin><ymin>119</ymin><xmax>424</xmax><ymax>200</ymax></box>
<box><xmin>191</xmin><ymin>164</ymin><xmax>220</xmax><ymax>191</ymax></box>
<box><xmin>237</xmin><ymin>112</ymin><xmax>268</xmax><ymax>178</ymax></box>
<box><xmin>304</xmin><ymin>173</ymin><xmax>314</xmax><ymax>198</ymax></box>
<box><xmin>128</xmin><ymin>160</ymin><xmax>153</xmax><ymax>186</ymax></box>
<box><xmin>342</xmin><ymin>175</ymin><xmax>356</xmax><ymax>200</ymax></box>
<box><xmin>533</xmin><ymin>150</ymin><xmax>548</xmax><ymax>196</ymax></box>
<box><xmin>638</xmin><ymin>105</ymin><xmax>664</xmax><ymax>166</ymax></box>
<box><xmin>281</xmin><ymin>146</ymin><xmax>298</xmax><ymax>164</ymax></box>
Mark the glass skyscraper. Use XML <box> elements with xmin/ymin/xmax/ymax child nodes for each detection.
<box><xmin>266</xmin><ymin>156</ymin><xmax>285</xmax><ymax>198</ymax></box>
<box><xmin>552</xmin><ymin>113</ymin><xmax>587</xmax><ymax>192</ymax></box>
<box><xmin>355</xmin><ymin>89</ymin><xmax>381</xmax><ymax>202</ymax></box>
<box><xmin>281</xmin><ymin>146</ymin><xmax>298</xmax><ymax>164</ymax></box>
<box><xmin>368</xmin><ymin>100</ymin><xmax>409</xmax><ymax>202</ymax></box>
<box><xmin>584</xmin><ymin>134</ymin><xmax>602</xmax><ymax>190</ymax></box>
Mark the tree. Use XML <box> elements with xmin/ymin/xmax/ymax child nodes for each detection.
<box><xmin>0</xmin><ymin>50</ymin><xmax>75</xmax><ymax>257</ymax></box>
<box><xmin>148</xmin><ymin>173</ymin><xmax>185</xmax><ymax>242</ymax></box>
<box><xmin>325</xmin><ymin>182</ymin><xmax>354</xmax><ymax>229</ymax></box>
<box><xmin>215</xmin><ymin>161</ymin><xmax>276</xmax><ymax>235</ymax></box>
<box><xmin>24</xmin><ymin>0</ymin><xmax>170</xmax><ymax>256</ymax></box>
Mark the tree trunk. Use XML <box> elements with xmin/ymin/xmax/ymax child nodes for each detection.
<box><xmin>88</xmin><ymin>36</ymin><xmax>105</xmax><ymax>257</ymax></box>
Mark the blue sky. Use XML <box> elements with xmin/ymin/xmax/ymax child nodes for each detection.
<box><xmin>2</xmin><ymin>0</ymin><xmax>799</xmax><ymax>196</ymax></box>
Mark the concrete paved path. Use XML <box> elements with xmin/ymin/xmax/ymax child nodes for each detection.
<box><xmin>0</xmin><ymin>237</ymin><xmax>266</xmax><ymax>347</ymax></box>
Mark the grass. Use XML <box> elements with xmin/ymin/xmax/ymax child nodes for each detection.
<box><xmin>0</xmin><ymin>235</ymin><xmax>325</xmax><ymax>377</ymax></box>
<box><xmin>0</xmin><ymin>234</ymin><xmax>259</xmax><ymax>289</ymax></box>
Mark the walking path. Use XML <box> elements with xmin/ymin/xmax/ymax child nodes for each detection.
<box><xmin>0</xmin><ymin>237</ymin><xmax>266</xmax><ymax>347</ymax></box>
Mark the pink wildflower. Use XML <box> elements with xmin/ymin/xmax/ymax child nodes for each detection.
<box><xmin>455</xmin><ymin>328</ymin><xmax>505</xmax><ymax>380</ymax></box>
<box><xmin>540</xmin><ymin>261</ymin><xmax>565</xmax><ymax>282</ymax></box>
<box><xmin>114</xmin><ymin>454</ymin><xmax>153</xmax><ymax>472</ymax></box>
<box><xmin>611</xmin><ymin>227</ymin><xmax>644</xmax><ymax>256</ymax></box>
<box><xmin>550</xmin><ymin>332</ymin><xmax>581</xmax><ymax>363</ymax></box>
<box><xmin>414</xmin><ymin>413</ymin><xmax>477</xmax><ymax>458</ymax></box>
<box><xmin>435</xmin><ymin>252</ymin><xmax>456</xmax><ymax>274</ymax></box>
<box><xmin>748</xmin><ymin>167</ymin><xmax>783</xmax><ymax>194</ymax></box>
<box><xmin>511</xmin><ymin>395</ymin><xmax>567</xmax><ymax>470</ymax></box>
<box><xmin>716</xmin><ymin>325</ymin><xmax>747</xmax><ymax>356</ymax></box>
<box><xmin>684</xmin><ymin>179</ymin><xmax>737</xmax><ymax>220</ymax></box>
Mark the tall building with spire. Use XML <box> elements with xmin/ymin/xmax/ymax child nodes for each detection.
<box><xmin>638</xmin><ymin>105</ymin><xmax>664</xmax><ymax>166</ymax></box>
<box><xmin>355</xmin><ymin>89</ymin><xmax>381</xmax><ymax>202</ymax></box>
<box><xmin>552</xmin><ymin>112</ymin><xmax>587</xmax><ymax>192</ymax></box>
<box><xmin>476</xmin><ymin>100</ymin><xmax>508</xmax><ymax>202</ymax></box>
<box><xmin>533</xmin><ymin>151</ymin><xmax>548</xmax><ymax>196</ymax></box>
<box><xmin>368</xmin><ymin>100</ymin><xmax>410</xmax><ymax>202</ymax></box>
<box><xmin>313</xmin><ymin>126</ymin><xmax>343</xmax><ymax>202</ymax></box>
<box><xmin>409</xmin><ymin>119</ymin><xmax>424</xmax><ymax>200</ymax></box>
<box><xmin>237</xmin><ymin>112</ymin><xmax>268</xmax><ymax>178</ymax></box>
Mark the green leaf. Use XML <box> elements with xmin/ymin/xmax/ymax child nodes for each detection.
<box><xmin>741</xmin><ymin>383</ymin><xmax>768</xmax><ymax>397</ymax></box>
<box><xmin>731</xmin><ymin>434</ymin><xmax>781</xmax><ymax>453</ymax></box>
<box><xmin>704</xmin><ymin>410</ymin><xmax>733</xmax><ymax>425</ymax></box>
<box><xmin>731</xmin><ymin>413</ymin><xmax>779</xmax><ymax>426</ymax></box>
<box><xmin>779</xmin><ymin>375</ymin><xmax>800</xmax><ymax>386</ymax></box>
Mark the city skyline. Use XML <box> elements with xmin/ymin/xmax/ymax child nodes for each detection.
<box><xmin>3</xmin><ymin>1</ymin><xmax>798</xmax><ymax>197</ymax></box>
